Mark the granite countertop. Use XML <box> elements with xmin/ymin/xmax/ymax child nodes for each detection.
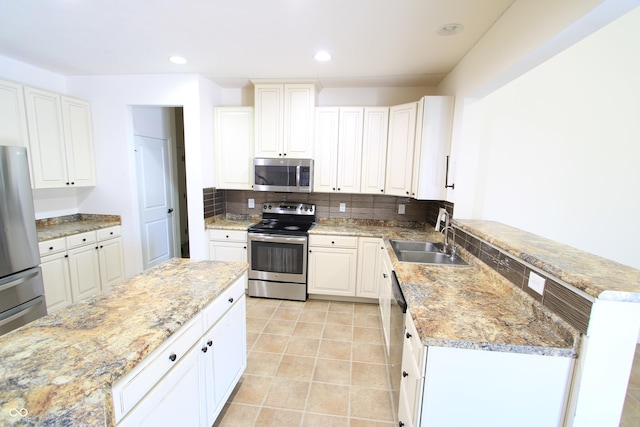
<box><xmin>0</xmin><ymin>258</ymin><xmax>248</xmax><ymax>426</ymax></box>
<box><xmin>205</xmin><ymin>216</ymin><xmax>259</xmax><ymax>231</ymax></box>
<box><xmin>454</xmin><ymin>219</ymin><xmax>640</xmax><ymax>301</ymax></box>
<box><xmin>36</xmin><ymin>214</ymin><xmax>122</xmax><ymax>242</ymax></box>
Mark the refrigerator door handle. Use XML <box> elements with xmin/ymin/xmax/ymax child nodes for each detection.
<box><xmin>0</xmin><ymin>298</ymin><xmax>43</xmax><ymax>327</ymax></box>
<box><xmin>0</xmin><ymin>269</ymin><xmax>39</xmax><ymax>293</ymax></box>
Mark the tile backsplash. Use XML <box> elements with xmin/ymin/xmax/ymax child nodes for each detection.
<box><xmin>209</xmin><ymin>189</ymin><xmax>449</xmax><ymax>224</ymax></box>
<box><xmin>203</xmin><ymin>188</ymin><xmax>225</xmax><ymax>219</ymax></box>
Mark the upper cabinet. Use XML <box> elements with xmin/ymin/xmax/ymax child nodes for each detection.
<box><xmin>411</xmin><ymin>96</ymin><xmax>455</xmax><ymax>200</ymax></box>
<box><xmin>313</xmin><ymin>107</ymin><xmax>364</xmax><ymax>193</ymax></box>
<box><xmin>385</xmin><ymin>102</ymin><xmax>417</xmax><ymax>197</ymax></box>
<box><xmin>0</xmin><ymin>79</ymin><xmax>29</xmax><ymax>149</ymax></box>
<box><xmin>253</xmin><ymin>82</ymin><xmax>316</xmax><ymax>158</ymax></box>
<box><xmin>214</xmin><ymin>107</ymin><xmax>254</xmax><ymax>190</ymax></box>
<box><xmin>360</xmin><ymin>107</ymin><xmax>389</xmax><ymax>195</ymax></box>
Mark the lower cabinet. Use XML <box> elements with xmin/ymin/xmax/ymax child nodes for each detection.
<box><xmin>398</xmin><ymin>312</ymin><xmax>574</xmax><ymax>427</ymax></box>
<box><xmin>113</xmin><ymin>273</ymin><xmax>247</xmax><ymax>427</ymax></box>
<box><xmin>308</xmin><ymin>235</ymin><xmax>358</xmax><ymax>296</ymax></box>
<box><xmin>356</xmin><ymin>237</ymin><xmax>384</xmax><ymax>299</ymax></box>
<box><xmin>40</xmin><ymin>226</ymin><xmax>124</xmax><ymax>313</ymax></box>
<box><xmin>208</xmin><ymin>229</ymin><xmax>248</xmax><ymax>263</ymax></box>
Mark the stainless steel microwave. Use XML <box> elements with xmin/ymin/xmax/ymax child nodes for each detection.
<box><xmin>254</xmin><ymin>158</ymin><xmax>313</xmax><ymax>192</ymax></box>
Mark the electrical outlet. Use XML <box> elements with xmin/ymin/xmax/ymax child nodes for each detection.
<box><xmin>339</xmin><ymin>202</ymin><xmax>346</xmax><ymax>212</ymax></box>
<box><xmin>527</xmin><ymin>271</ymin><xmax>546</xmax><ymax>295</ymax></box>
<box><xmin>248</xmin><ymin>198</ymin><xmax>255</xmax><ymax>209</ymax></box>
<box><xmin>398</xmin><ymin>204</ymin><xmax>405</xmax><ymax>214</ymax></box>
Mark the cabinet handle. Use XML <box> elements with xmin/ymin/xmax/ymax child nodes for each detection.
<box><xmin>228</xmin><ymin>297</ymin><xmax>234</xmax><ymax>303</ymax></box>
<box><xmin>82</xmin><ymin>238</ymin><xmax>86</xmax><ymax>242</ymax></box>
<box><xmin>71</xmin><ymin>182</ymin><xmax>75</xmax><ymax>185</ymax></box>
<box><xmin>405</xmin><ymin>191</ymin><xmax>409</xmax><ymax>195</ymax></box>
<box><xmin>445</xmin><ymin>155</ymin><xmax>455</xmax><ymax>190</ymax></box>
<box><xmin>201</xmin><ymin>346</ymin><xmax>208</xmax><ymax>353</ymax></box>
<box><xmin>380</xmin><ymin>189</ymin><xmax>384</xmax><ymax>192</ymax></box>
<box><xmin>337</xmin><ymin>188</ymin><xmax>340</xmax><ymax>191</ymax></box>
<box><xmin>226</xmin><ymin>235</ymin><xmax>229</xmax><ymax>238</ymax></box>
<box><xmin>95</xmin><ymin>246</ymin><xmax>99</xmax><ymax>250</ymax></box>
<box><xmin>66</xmin><ymin>182</ymin><xmax>70</xmax><ymax>185</ymax></box>
<box><xmin>64</xmin><ymin>254</ymin><xmax>68</xmax><ymax>258</ymax></box>
<box><xmin>309</xmin><ymin>250</ymin><xmax>312</xmax><ymax>253</ymax></box>
<box><xmin>332</xmin><ymin>187</ymin><xmax>336</xmax><ymax>191</ymax></box>
<box><xmin>100</xmin><ymin>245</ymin><xmax>104</xmax><ymax>249</ymax></box>
<box><xmin>49</xmin><ymin>246</ymin><xmax>54</xmax><ymax>250</ymax></box>
<box><xmin>110</xmin><ymin>232</ymin><xmax>114</xmax><ymax>235</ymax></box>
<box><xmin>207</xmin><ymin>340</ymin><xmax>213</xmax><ymax>347</ymax></box>
<box><xmin>243</xmin><ymin>246</ymin><xmax>247</xmax><ymax>249</ymax></box>
<box><xmin>406</xmin><ymin>332</ymin><xmax>412</xmax><ymax>339</ymax></box>
<box><xmin>169</xmin><ymin>353</ymin><xmax>177</xmax><ymax>362</ymax></box>
<box><xmin>402</xmin><ymin>371</ymin><xmax>409</xmax><ymax>378</ymax></box>
<box><xmin>331</xmin><ymin>241</ymin><xmax>335</xmax><ymax>244</ymax></box>
<box><xmin>383</xmin><ymin>273</ymin><xmax>388</xmax><ymax>279</ymax></box>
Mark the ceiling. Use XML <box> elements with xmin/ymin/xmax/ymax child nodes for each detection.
<box><xmin>0</xmin><ymin>0</ymin><xmax>516</xmax><ymax>88</ymax></box>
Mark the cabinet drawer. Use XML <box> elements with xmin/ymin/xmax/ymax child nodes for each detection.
<box><xmin>39</xmin><ymin>237</ymin><xmax>66</xmax><ymax>256</ymax></box>
<box><xmin>66</xmin><ymin>231</ymin><xmax>97</xmax><ymax>249</ymax></box>
<box><xmin>208</xmin><ymin>229</ymin><xmax>247</xmax><ymax>242</ymax></box>
<box><xmin>112</xmin><ymin>313</ymin><xmax>203</xmax><ymax>421</ymax></box>
<box><xmin>97</xmin><ymin>225</ymin><xmax>121</xmax><ymax>241</ymax></box>
<box><xmin>204</xmin><ymin>273</ymin><xmax>246</xmax><ymax>330</ymax></box>
<box><xmin>309</xmin><ymin>234</ymin><xmax>358</xmax><ymax>248</ymax></box>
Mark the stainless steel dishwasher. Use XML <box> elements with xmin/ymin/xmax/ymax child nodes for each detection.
<box><xmin>389</xmin><ymin>270</ymin><xmax>407</xmax><ymax>418</ymax></box>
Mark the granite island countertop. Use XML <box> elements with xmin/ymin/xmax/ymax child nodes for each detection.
<box><xmin>0</xmin><ymin>258</ymin><xmax>248</xmax><ymax>426</ymax></box>
<box><xmin>36</xmin><ymin>213</ymin><xmax>122</xmax><ymax>242</ymax></box>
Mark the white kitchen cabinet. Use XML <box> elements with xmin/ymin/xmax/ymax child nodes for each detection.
<box><xmin>378</xmin><ymin>248</ymin><xmax>393</xmax><ymax>355</ymax></box>
<box><xmin>0</xmin><ymin>79</ymin><xmax>29</xmax><ymax>150</ymax></box>
<box><xmin>308</xmin><ymin>235</ymin><xmax>358</xmax><ymax>296</ymax></box>
<box><xmin>360</xmin><ymin>107</ymin><xmax>389</xmax><ymax>194</ymax></box>
<box><xmin>39</xmin><ymin>226</ymin><xmax>125</xmax><ymax>312</ymax></box>
<box><xmin>24</xmin><ymin>86</ymin><xmax>96</xmax><ymax>189</ymax></box>
<box><xmin>201</xmin><ymin>294</ymin><xmax>247</xmax><ymax>426</ymax></box>
<box><xmin>254</xmin><ymin>82</ymin><xmax>316</xmax><ymax>158</ymax></box>
<box><xmin>397</xmin><ymin>312</ymin><xmax>574</xmax><ymax>427</ymax></box>
<box><xmin>208</xmin><ymin>229</ymin><xmax>248</xmax><ymax>263</ymax></box>
<box><xmin>411</xmin><ymin>96</ymin><xmax>454</xmax><ymax>199</ymax></box>
<box><xmin>385</xmin><ymin>102</ymin><xmax>417</xmax><ymax>197</ymax></box>
<box><xmin>214</xmin><ymin>107</ymin><xmax>254</xmax><ymax>190</ymax></box>
<box><xmin>313</xmin><ymin>107</ymin><xmax>364</xmax><ymax>193</ymax></box>
<box><xmin>113</xmin><ymin>273</ymin><xmax>247</xmax><ymax>427</ymax></box>
<box><xmin>356</xmin><ymin>237</ymin><xmax>384</xmax><ymax>299</ymax></box>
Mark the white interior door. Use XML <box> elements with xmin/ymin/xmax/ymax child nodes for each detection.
<box><xmin>135</xmin><ymin>135</ymin><xmax>174</xmax><ymax>270</ymax></box>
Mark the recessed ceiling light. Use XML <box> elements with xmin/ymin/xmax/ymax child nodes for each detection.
<box><xmin>314</xmin><ymin>51</ymin><xmax>331</xmax><ymax>62</ymax></box>
<box><xmin>436</xmin><ymin>23</ymin><xmax>464</xmax><ymax>36</ymax></box>
<box><xmin>169</xmin><ymin>56</ymin><xmax>187</xmax><ymax>65</ymax></box>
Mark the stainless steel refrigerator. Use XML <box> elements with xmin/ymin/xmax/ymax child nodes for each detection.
<box><xmin>0</xmin><ymin>145</ymin><xmax>47</xmax><ymax>335</ymax></box>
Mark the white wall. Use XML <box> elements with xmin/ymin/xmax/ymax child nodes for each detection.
<box><xmin>449</xmin><ymin>5</ymin><xmax>640</xmax><ymax>269</ymax></box>
<box><xmin>66</xmin><ymin>74</ymin><xmax>223</xmax><ymax>277</ymax></box>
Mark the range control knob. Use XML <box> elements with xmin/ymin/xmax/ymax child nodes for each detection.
<box><xmin>263</xmin><ymin>204</ymin><xmax>268</xmax><ymax>209</ymax></box>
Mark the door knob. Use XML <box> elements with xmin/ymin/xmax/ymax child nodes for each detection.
<box><xmin>167</xmin><ymin>208</ymin><xmax>174</xmax><ymax>214</ymax></box>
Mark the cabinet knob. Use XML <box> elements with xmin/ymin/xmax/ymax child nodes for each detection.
<box><xmin>95</xmin><ymin>246</ymin><xmax>99</xmax><ymax>250</ymax></box>
<box><xmin>207</xmin><ymin>340</ymin><xmax>213</xmax><ymax>347</ymax></box>
<box><xmin>228</xmin><ymin>297</ymin><xmax>234</xmax><ymax>303</ymax></box>
<box><xmin>337</xmin><ymin>188</ymin><xmax>341</xmax><ymax>191</ymax></box>
<box><xmin>402</xmin><ymin>371</ymin><xmax>409</xmax><ymax>378</ymax></box>
<box><xmin>226</xmin><ymin>235</ymin><xmax>229</xmax><ymax>238</ymax></box>
<box><xmin>110</xmin><ymin>232</ymin><xmax>114</xmax><ymax>235</ymax></box>
<box><xmin>405</xmin><ymin>191</ymin><xmax>409</xmax><ymax>195</ymax></box>
<box><xmin>399</xmin><ymin>422</ymin><xmax>405</xmax><ymax>427</ymax></box>
<box><xmin>169</xmin><ymin>353</ymin><xmax>177</xmax><ymax>362</ymax></box>
<box><xmin>49</xmin><ymin>246</ymin><xmax>54</xmax><ymax>250</ymax></box>
<box><xmin>71</xmin><ymin>182</ymin><xmax>75</xmax><ymax>185</ymax></box>
<box><xmin>383</xmin><ymin>273</ymin><xmax>388</xmax><ymax>279</ymax></box>
<box><xmin>82</xmin><ymin>238</ymin><xmax>86</xmax><ymax>242</ymax></box>
<box><xmin>201</xmin><ymin>346</ymin><xmax>208</xmax><ymax>353</ymax></box>
<box><xmin>332</xmin><ymin>187</ymin><xmax>336</xmax><ymax>191</ymax></box>
<box><xmin>331</xmin><ymin>241</ymin><xmax>335</xmax><ymax>244</ymax></box>
<box><xmin>380</xmin><ymin>189</ymin><xmax>384</xmax><ymax>192</ymax></box>
<box><xmin>406</xmin><ymin>332</ymin><xmax>412</xmax><ymax>339</ymax></box>
<box><xmin>243</xmin><ymin>246</ymin><xmax>247</xmax><ymax>249</ymax></box>
<box><xmin>100</xmin><ymin>245</ymin><xmax>104</xmax><ymax>249</ymax></box>
<box><xmin>66</xmin><ymin>182</ymin><xmax>70</xmax><ymax>185</ymax></box>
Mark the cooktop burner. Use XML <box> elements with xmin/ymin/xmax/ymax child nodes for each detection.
<box><xmin>248</xmin><ymin>201</ymin><xmax>316</xmax><ymax>236</ymax></box>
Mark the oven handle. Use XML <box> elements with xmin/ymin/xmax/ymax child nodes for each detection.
<box><xmin>248</xmin><ymin>233</ymin><xmax>308</xmax><ymax>244</ymax></box>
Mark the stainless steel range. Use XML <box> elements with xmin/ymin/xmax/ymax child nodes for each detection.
<box><xmin>247</xmin><ymin>202</ymin><xmax>316</xmax><ymax>301</ymax></box>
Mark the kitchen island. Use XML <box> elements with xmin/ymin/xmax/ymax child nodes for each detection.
<box><xmin>0</xmin><ymin>258</ymin><xmax>248</xmax><ymax>426</ymax></box>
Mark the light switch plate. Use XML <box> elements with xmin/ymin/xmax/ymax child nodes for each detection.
<box><xmin>248</xmin><ymin>198</ymin><xmax>255</xmax><ymax>209</ymax></box>
<box><xmin>339</xmin><ymin>202</ymin><xmax>346</xmax><ymax>212</ymax></box>
<box><xmin>398</xmin><ymin>204</ymin><xmax>405</xmax><ymax>214</ymax></box>
<box><xmin>527</xmin><ymin>271</ymin><xmax>546</xmax><ymax>295</ymax></box>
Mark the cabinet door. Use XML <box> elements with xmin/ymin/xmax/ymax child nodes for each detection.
<box><xmin>385</xmin><ymin>102</ymin><xmax>417</xmax><ymax>197</ymax></box>
<box><xmin>336</xmin><ymin>107</ymin><xmax>364</xmax><ymax>193</ymax></box>
<box><xmin>308</xmin><ymin>247</ymin><xmax>357</xmax><ymax>296</ymax></box>
<box><xmin>214</xmin><ymin>107</ymin><xmax>254</xmax><ymax>190</ymax></box>
<box><xmin>208</xmin><ymin>241</ymin><xmax>247</xmax><ymax>263</ymax></box>
<box><xmin>24</xmin><ymin>87</ymin><xmax>68</xmax><ymax>188</ymax></box>
<box><xmin>202</xmin><ymin>296</ymin><xmax>247</xmax><ymax>426</ymax></box>
<box><xmin>118</xmin><ymin>344</ymin><xmax>204</xmax><ymax>427</ymax></box>
<box><xmin>0</xmin><ymin>79</ymin><xmax>29</xmax><ymax>149</ymax></box>
<box><xmin>356</xmin><ymin>238</ymin><xmax>383</xmax><ymax>299</ymax></box>
<box><xmin>67</xmin><ymin>244</ymin><xmax>101</xmax><ymax>302</ymax></box>
<box><xmin>61</xmin><ymin>96</ymin><xmax>96</xmax><ymax>187</ymax></box>
<box><xmin>313</xmin><ymin>108</ymin><xmax>339</xmax><ymax>192</ymax></box>
<box><xmin>254</xmin><ymin>84</ymin><xmax>283</xmax><ymax>158</ymax></box>
<box><xmin>98</xmin><ymin>237</ymin><xmax>125</xmax><ymax>290</ymax></box>
<box><xmin>360</xmin><ymin>107</ymin><xmax>389</xmax><ymax>194</ymax></box>
<box><xmin>379</xmin><ymin>250</ymin><xmax>393</xmax><ymax>355</ymax></box>
<box><xmin>40</xmin><ymin>252</ymin><xmax>72</xmax><ymax>313</ymax></box>
<box><xmin>283</xmin><ymin>84</ymin><xmax>315</xmax><ymax>158</ymax></box>
<box><xmin>412</xmin><ymin>96</ymin><xmax>454</xmax><ymax>199</ymax></box>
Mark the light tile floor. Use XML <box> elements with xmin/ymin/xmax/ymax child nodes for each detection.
<box><xmin>213</xmin><ymin>297</ymin><xmax>395</xmax><ymax>427</ymax></box>
<box><xmin>621</xmin><ymin>344</ymin><xmax>640</xmax><ymax>426</ymax></box>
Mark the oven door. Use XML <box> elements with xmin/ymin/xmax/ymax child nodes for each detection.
<box><xmin>248</xmin><ymin>233</ymin><xmax>308</xmax><ymax>284</ymax></box>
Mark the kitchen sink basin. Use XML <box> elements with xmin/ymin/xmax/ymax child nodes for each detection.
<box><xmin>390</xmin><ymin>239</ymin><xmax>468</xmax><ymax>266</ymax></box>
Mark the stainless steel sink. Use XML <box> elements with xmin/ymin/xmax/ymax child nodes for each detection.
<box><xmin>390</xmin><ymin>239</ymin><xmax>468</xmax><ymax>266</ymax></box>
